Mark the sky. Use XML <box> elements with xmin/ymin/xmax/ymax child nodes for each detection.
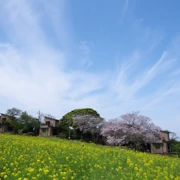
<box><xmin>0</xmin><ymin>0</ymin><xmax>180</xmax><ymax>137</ymax></box>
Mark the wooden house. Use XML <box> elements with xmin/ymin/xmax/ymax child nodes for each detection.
<box><xmin>150</xmin><ymin>130</ymin><xmax>170</xmax><ymax>154</ymax></box>
<box><xmin>0</xmin><ymin>113</ymin><xmax>12</xmax><ymax>133</ymax></box>
<box><xmin>39</xmin><ymin>117</ymin><xmax>59</xmax><ymax>136</ymax></box>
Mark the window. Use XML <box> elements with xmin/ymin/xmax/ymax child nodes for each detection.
<box><xmin>2</xmin><ymin>118</ymin><xmax>6</xmax><ymax>123</ymax></box>
<box><xmin>154</xmin><ymin>143</ymin><xmax>161</xmax><ymax>149</ymax></box>
<box><xmin>46</xmin><ymin>121</ymin><xmax>50</xmax><ymax>126</ymax></box>
<box><xmin>41</xmin><ymin>128</ymin><xmax>47</xmax><ymax>133</ymax></box>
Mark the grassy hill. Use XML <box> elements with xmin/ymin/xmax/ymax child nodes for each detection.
<box><xmin>0</xmin><ymin>134</ymin><xmax>180</xmax><ymax>180</ymax></box>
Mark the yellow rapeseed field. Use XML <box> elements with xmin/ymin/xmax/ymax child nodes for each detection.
<box><xmin>0</xmin><ymin>134</ymin><xmax>180</xmax><ymax>180</ymax></box>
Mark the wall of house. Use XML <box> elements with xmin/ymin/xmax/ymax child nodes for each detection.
<box><xmin>0</xmin><ymin>125</ymin><xmax>8</xmax><ymax>133</ymax></box>
<box><xmin>150</xmin><ymin>131</ymin><xmax>169</xmax><ymax>154</ymax></box>
<box><xmin>160</xmin><ymin>131</ymin><xmax>169</xmax><ymax>141</ymax></box>
<box><xmin>0</xmin><ymin>114</ymin><xmax>7</xmax><ymax>124</ymax></box>
<box><xmin>0</xmin><ymin>115</ymin><xmax>8</xmax><ymax>133</ymax></box>
<box><xmin>151</xmin><ymin>142</ymin><xmax>168</xmax><ymax>154</ymax></box>
<box><xmin>151</xmin><ymin>143</ymin><xmax>163</xmax><ymax>154</ymax></box>
<box><xmin>39</xmin><ymin>127</ymin><xmax>52</xmax><ymax>136</ymax></box>
<box><xmin>162</xmin><ymin>142</ymin><xmax>168</xmax><ymax>152</ymax></box>
<box><xmin>44</xmin><ymin>118</ymin><xmax>58</xmax><ymax>127</ymax></box>
<box><xmin>39</xmin><ymin>117</ymin><xmax>59</xmax><ymax>136</ymax></box>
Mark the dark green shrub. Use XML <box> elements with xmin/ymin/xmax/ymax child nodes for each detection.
<box><xmin>26</xmin><ymin>132</ymin><xmax>35</xmax><ymax>136</ymax></box>
<box><xmin>59</xmin><ymin>132</ymin><xmax>67</xmax><ymax>139</ymax></box>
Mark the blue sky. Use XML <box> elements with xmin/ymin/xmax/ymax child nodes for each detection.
<box><xmin>0</xmin><ymin>0</ymin><xmax>180</xmax><ymax>137</ymax></box>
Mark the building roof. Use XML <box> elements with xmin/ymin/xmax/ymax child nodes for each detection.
<box><xmin>0</xmin><ymin>113</ymin><xmax>14</xmax><ymax>118</ymax></box>
<box><xmin>44</xmin><ymin>116</ymin><xmax>59</xmax><ymax>121</ymax></box>
<box><xmin>160</xmin><ymin>130</ymin><xmax>171</xmax><ymax>134</ymax></box>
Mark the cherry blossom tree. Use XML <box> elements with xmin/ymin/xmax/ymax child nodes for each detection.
<box><xmin>101</xmin><ymin>112</ymin><xmax>161</xmax><ymax>150</ymax></box>
<box><xmin>72</xmin><ymin>114</ymin><xmax>103</xmax><ymax>142</ymax></box>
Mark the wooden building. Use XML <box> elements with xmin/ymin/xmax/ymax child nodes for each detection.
<box><xmin>39</xmin><ymin>117</ymin><xmax>59</xmax><ymax>136</ymax></box>
<box><xmin>150</xmin><ymin>130</ymin><xmax>170</xmax><ymax>154</ymax></box>
<box><xmin>0</xmin><ymin>113</ymin><xmax>11</xmax><ymax>133</ymax></box>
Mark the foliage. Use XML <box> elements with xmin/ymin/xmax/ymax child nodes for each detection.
<box><xmin>0</xmin><ymin>134</ymin><xmax>180</xmax><ymax>180</ymax></box>
<box><xmin>58</xmin><ymin>108</ymin><xmax>101</xmax><ymax>139</ymax></box>
<box><xmin>20</xmin><ymin>111</ymin><xmax>40</xmax><ymax>133</ymax></box>
<box><xmin>5</xmin><ymin>108</ymin><xmax>40</xmax><ymax>134</ymax></box>
<box><xmin>72</xmin><ymin>114</ymin><xmax>103</xmax><ymax>142</ymax></box>
<box><xmin>5</xmin><ymin>108</ymin><xmax>23</xmax><ymax>133</ymax></box>
<box><xmin>59</xmin><ymin>108</ymin><xmax>100</xmax><ymax>126</ymax></box>
<box><xmin>170</xmin><ymin>132</ymin><xmax>179</xmax><ymax>142</ymax></box>
<box><xmin>101</xmin><ymin>112</ymin><xmax>161</xmax><ymax>150</ymax></box>
<box><xmin>171</xmin><ymin>140</ymin><xmax>180</xmax><ymax>158</ymax></box>
<box><xmin>26</xmin><ymin>132</ymin><xmax>35</xmax><ymax>136</ymax></box>
<box><xmin>6</xmin><ymin>108</ymin><xmax>22</xmax><ymax>118</ymax></box>
<box><xmin>59</xmin><ymin>132</ymin><xmax>67</xmax><ymax>139</ymax></box>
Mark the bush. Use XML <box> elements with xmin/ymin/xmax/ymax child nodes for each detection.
<box><xmin>18</xmin><ymin>129</ymin><xmax>23</xmax><ymax>135</ymax></box>
<box><xmin>59</xmin><ymin>132</ymin><xmax>67</xmax><ymax>139</ymax></box>
<box><xmin>26</xmin><ymin>132</ymin><xmax>35</xmax><ymax>136</ymax></box>
<box><xmin>171</xmin><ymin>141</ymin><xmax>180</xmax><ymax>158</ymax></box>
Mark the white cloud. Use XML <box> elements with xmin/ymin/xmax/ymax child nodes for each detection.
<box><xmin>120</xmin><ymin>0</ymin><xmax>129</xmax><ymax>23</ymax></box>
<box><xmin>79</xmin><ymin>41</ymin><xmax>93</xmax><ymax>69</ymax></box>
<box><xmin>0</xmin><ymin>0</ymin><xmax>104</xmax><ymax>117</ymax></box>
<box><xmin>0</xmin><ymin>0</ymin><xmax>180</xmax><ymax>137</ymax></box>
<box><xmin>111</xmin><ymin>50</ymin><xmax>178</xmax><ymax>103</ymax></box>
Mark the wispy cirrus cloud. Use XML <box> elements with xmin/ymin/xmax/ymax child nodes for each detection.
<box><xmin>111</xmin><ymin>48</ymin><xmax>178</xmax><ymax>102</ymax></box>
<box><xmin>120</xmin><ymin>0</ymin><xmax>129</xmax><ymax>23</ymax></box>
<box><xmin>79</xmin><ymin>41</ymin><xmax>93</xmax><ymax>69</ymax></box>
<box><xmin>0</xmin><ymin>0</ymin><xmax>180</xmax><ymax>136</ymax></box>
<box><xmin>0</xmin><ymin>0</ymin><xmax>105</xmax><ymax>116</ymax></box>
<box><xmin>101</xmin><ymin>38</ymin><xmax>180</xmax><ymax>137</ymax></box>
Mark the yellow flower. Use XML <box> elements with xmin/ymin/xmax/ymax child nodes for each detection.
<box><xmin>43</xmin><ymin>169</ymin><xmax>49</xmax><ymax>174</ymax></box>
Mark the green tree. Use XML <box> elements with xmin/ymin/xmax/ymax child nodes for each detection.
<box><xmin>170</xmin><ymin>133</ymin><xmax>180</xmax><ymax>158</ymax></box>
<box><xmin>6</xmin><ymin>108</ymin><xmax>40</xmax><ymax>135</ymax></box>
<box><xmin>6</xmin><ymin>108</ymin><xmax>23</xmax><ymax>133</ymax></box>
<box><xmin>58</xmin><ymin>108</ymin><xmax>101</xmax><ymax>140</ymax></box>
<box><xmin>171</xmin><ymin>141</ymin><xmax>180</xmax><ymax>158</ymax></box>
<box><xmin>20</xmin><ymin>111</ymin><xmax>40</xmax><ymax>134</ymax></box>
<box><xmin>7</xmin><ymin>108</ymin><xmax>22</xmax><ymax>118</ymax></box>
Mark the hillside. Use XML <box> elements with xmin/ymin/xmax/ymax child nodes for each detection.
<box><xmin>0</xmin><ymin>134</ymin><xmax>180</xmax><ymax>180</ymax></box>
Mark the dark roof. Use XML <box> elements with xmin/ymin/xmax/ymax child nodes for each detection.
<box><xmin>44</xmin><ymin>116</ymin><xmax>59</xmax><ymax>121</ymax></box>
<box><xmin>0</xmin><ymin>113</ymin><xmax>14</xmax><ymax>117</ymax></box>
<box><xmin>161</xmin><ymin>130</ymin><xmax>171</xmax><ymax>133</ymax></box>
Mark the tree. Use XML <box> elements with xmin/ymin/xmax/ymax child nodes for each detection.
<box><xmin>7</xmin><ymin>108</ymin><xmax>22</xmax><ymax>118</ymax></box>
<box><xmin>101</xmin><ymin>112</ymin><xmax>161</xmax><ymax>150</ymax></box>
<box><xmin>72</xmin><ymin>114</ymin><xmax>103</xmax><ymax>142</ymax></box>
<box><xmin>170</xmin><ymin>133</ymin><xmax>180</xmax><ymax>158</ymax></box>
<box><xmin>6</xmin><ymin>108</ymin><xmax>23</xmax><ymax>133</ymax></box>
<box><xmin>59</xmin><ymin>108</ymin><xmax>100</xmax><ymax>126</ymax></box>
<box><xmin>169</xmin><ymin>132</ymin><xmax>179</xmax><ymax>142</ymax></box>
<box><xmin>6</xmin><ymin>108</ymin><xmax>40</xmax><ymax>134</ymax></box>
<box><xmin>172</xmin><ymin>142</ymin><xmax>180</xmax><ymax>158</ymax></box>
<box><xmin>20</xmin><ymin>111</ymin><xmax>40</xmax><ymax>134</ymax></box>
<box><xmin>58</xmin><ymin>108</ymin><xmax>101</xmax><ymax>139</ymax></box>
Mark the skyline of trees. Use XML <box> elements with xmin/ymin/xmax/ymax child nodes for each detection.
<box><xmin>1</xmin><ymin>107</ymin><xmax>179</xmax><ymax>154</ymax></box>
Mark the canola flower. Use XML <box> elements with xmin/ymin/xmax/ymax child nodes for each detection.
<box><xmin>0</xmin><ymin>134</ymin><xmax>180</xmax><ymax>180</ymax></box>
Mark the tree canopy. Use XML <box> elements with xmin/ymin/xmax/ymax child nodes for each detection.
<box><xmin>7</xmin><ymin>108</ymin><xmax>22</xmax><ymax>118</ymax></box>
<box><xmin>72</xmin><ymin>114</ymin><xmax>103</xmax><ymax>142</ymax></box>
<box><xmin>5</xmin><ymin>108</ymin><xmax>40</xmax><ymax>134</ymax></box>
<box><xmin>58</xmin><ymin>108</ymin><xmax>100</xmax><ymax>127</ymax></box>
<box><xmin>58</xmin><ymin>108</ymin><xmax>102</xmax><ymax>140</ymax></box>
<box><xmin>101</xmin><ymin>112</ymin><xmax>161</xmax><ymax>150</ymax></box>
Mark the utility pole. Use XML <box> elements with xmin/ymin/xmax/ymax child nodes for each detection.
<box><xmin>68</xmin><ymin>127</ymin><xmax>70</xmax><ymax>140</ymax></box>
<box><xmin>38</xmin><ymin>110</ymin><xmax>41</xmax><ymax>122</ymax></box>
